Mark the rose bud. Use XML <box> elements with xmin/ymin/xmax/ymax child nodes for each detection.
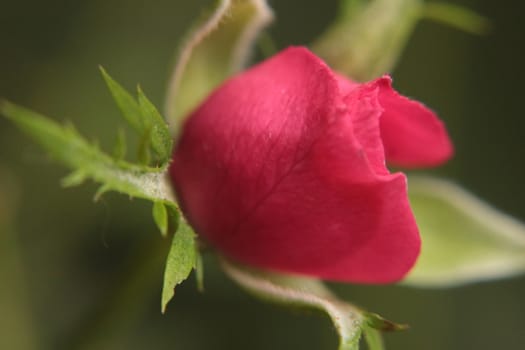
<box><xmin>169</xmin><ymin>47</ymin><xmax>453</xmax><ymax>283</ymax></box>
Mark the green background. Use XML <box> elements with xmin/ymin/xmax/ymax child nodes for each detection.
<box><xmin>1</xmin><ymin>0</ymin><xmax>524</xmax><ymax>349</ymax></box>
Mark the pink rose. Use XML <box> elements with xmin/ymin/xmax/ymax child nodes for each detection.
<box><xmin>169</xmin><ymin>47</ymin><xmax>453</xmax><ymax>283</ymax></box>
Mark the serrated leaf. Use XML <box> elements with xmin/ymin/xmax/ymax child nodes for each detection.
<box><xmin>137</xmin><ymin>127</ymin><xmax>152</xmax><ymax>165</ymax></box>
<box><xmin>137</xmin><ymin>86</ymin><xmax>172</xmax><ymax>164</ymax></box>
<box><xmin>152</xmin><ymin>201</ymin><xmax>169</xmax><ymax>237</ymax></box>
<box><xmin>2</xmin><ymin>99</ymin><xmax>200</xmax><ymax>308</ymax></box>
<box><xmin>313</xmin><ymin>0</ymin><xmax>423</xmax><ymax>81</ymax></box>
<box><xmin>100</xmin><ymin>67</ymin><xmax>143</xmax><ymax>131</ymax></box>
<box><xmin>112</xmin><ymin>128</ymin><xmax>127</xmax><ymax>160</ymax></box>
<box><xmin>94</xmin><ymin>184</ymin><xmax>112</xmax><ymax>201</ymax></box>
<box><xmin>405</xmin><ymin>176</ymin><xmax>525</xmax><ymax>287</ymax></box>
<box><xmin>422</xmin><ymin>2</ymin><xmax>490</xmax><ymax>35</ymax></box>
<box><xmin>1</xmin><ymin>101</ymin><xmax>175</xmax><ymax>205</ymax></box>
<box><xmin>101</xmin><ymin>69</ymin><xmax>172</xmax><ymax>166</ymax></box>
<box><xmin>161</xmin><ymin>220</ymin><xmax>198</xmax><ymax>313</ymax></box>
<box><xmin>220</xmin><ymin>259</ymin><xmax>368</xmax><ymax>350</ymax></box>
<box><xmin>165</xmin><ymin>0</ymin><xmax>273</xmax><ymax>131</ymax></box>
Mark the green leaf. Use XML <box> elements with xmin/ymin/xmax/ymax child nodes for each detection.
<box><xmin>0</xmin><ymin>101</ymin><xmax>175</xmax><ymax>204</ymax></box>
<box><xmin>2</xmin><ymin>100</ymin><xmax>202</xmax><ymax>309</ymax></box>
<box><xmin>404</xmin><ymin>176</ymin><xmax>525</xmax><ymax>287</ymax></box>
<box><xmin>152</xmin><ymin>201</ymin><xmax>169</xmax><ymax>237</ymax></box>
<box><xmin>220</xmin><ymin>259</ymin><xmax>367</xmax><ymax>350</ymax></box>
<box><xmin>112</xmin><ymin>128</ymin><xmax>127</xmax><ymax>161</ymax></box>
<box><xmin>422</xmin><ymin>2</ymin><xmax>490</xmax><ymax>35</ymax></box>
<box><xmin>165</xmin><ymin>0</ymin><xmax>273</xmax><ymax>132</ymax></box>
<box><xmin>100</xmin><ymin>68</ymin><xmax>172</xmax><ymax>165</ymax></box>
<box><xmin>137</xmin><ymin>86</ymin><xmax>172</xmax><ymax>164</ymax></box>
<box><xmin>313</xmin><ymin>0</ymin><xmax>423</xmax><ymax>81</ymax></box>
<box><xmin>61</xmin><ymin>170</ymin><xmax>88</xmax><ymax>188</ymax></box>
<box><xmin>161</xmin><ymin>220</ymin><xmax>198</xmax><ymax>313</ymax></box>
<box><xmin>137</xmin><ymin>127</ymin><xmax>152</xmax><ymax>165</ymax></box>
<box><xmin>100</xmin><ymin>66</ymin><xmax>143</xmax><ymax>131</ymax></box>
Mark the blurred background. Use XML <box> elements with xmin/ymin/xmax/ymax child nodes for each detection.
<box><xmin>0</xmin><ymin>0</ymin><xmax>524</xmax><ymax>349</ymax></box>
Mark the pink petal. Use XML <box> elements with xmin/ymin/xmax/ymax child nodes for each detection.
<box><xmin>335</xmin><ymin>74</ymin><xmax>453</xmax><ymax>168</ymax></box>
<box><xmin>376</xmin><ymin>76</ymin><xmax>454</xmax><ymax>168</ymax></box>
<box><xmin>170</xmin><ymin>47</ymin><xmax>420</xmax><ymax>283</ymax></box>
<box><xmin>342</xmin><ymin>80</ymin><xmax>387</xmax><ymax>176</ymax></box>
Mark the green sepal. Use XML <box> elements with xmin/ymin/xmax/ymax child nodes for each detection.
<box><xmin>362</xmin><ymin>326</ymin><xmax>385</xmax><ymax>350</ymax></box>
<box><xmin>220</xmin><ymin>259</ymin><xmax>406</xmax><ymax>350</ymax></box>
<box><xmin>313</xmin><ymin>0</ymin><xmax>423</xmax><ymax>82</ymax></box>
<box><xmin>339</xmin><ymin>0</ymin><xmax>367</xmax><ymax>21</ymax></box>
<box><xmin>313</xmin><ymin>0</ymin><xmax>488</xmax><ymax>82</ymax></box>
<box><xmin>422</xmin><ymin>2</ymin><xmax>490</xmax><ymax>35</ymax></box>
<box><xmin>364</xmin><ymin>312</ymin><xmax>409</xmax><ymax>332</ymax></box>
<box><xmin>165</xmin><ymin>0</ymin><xmax>274</xmax><ymax>132</ymax></box>
<box><xmin>405</xmin><ymin>176</ymin><xmax>525</xmax><ymax>287</ymax></box>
